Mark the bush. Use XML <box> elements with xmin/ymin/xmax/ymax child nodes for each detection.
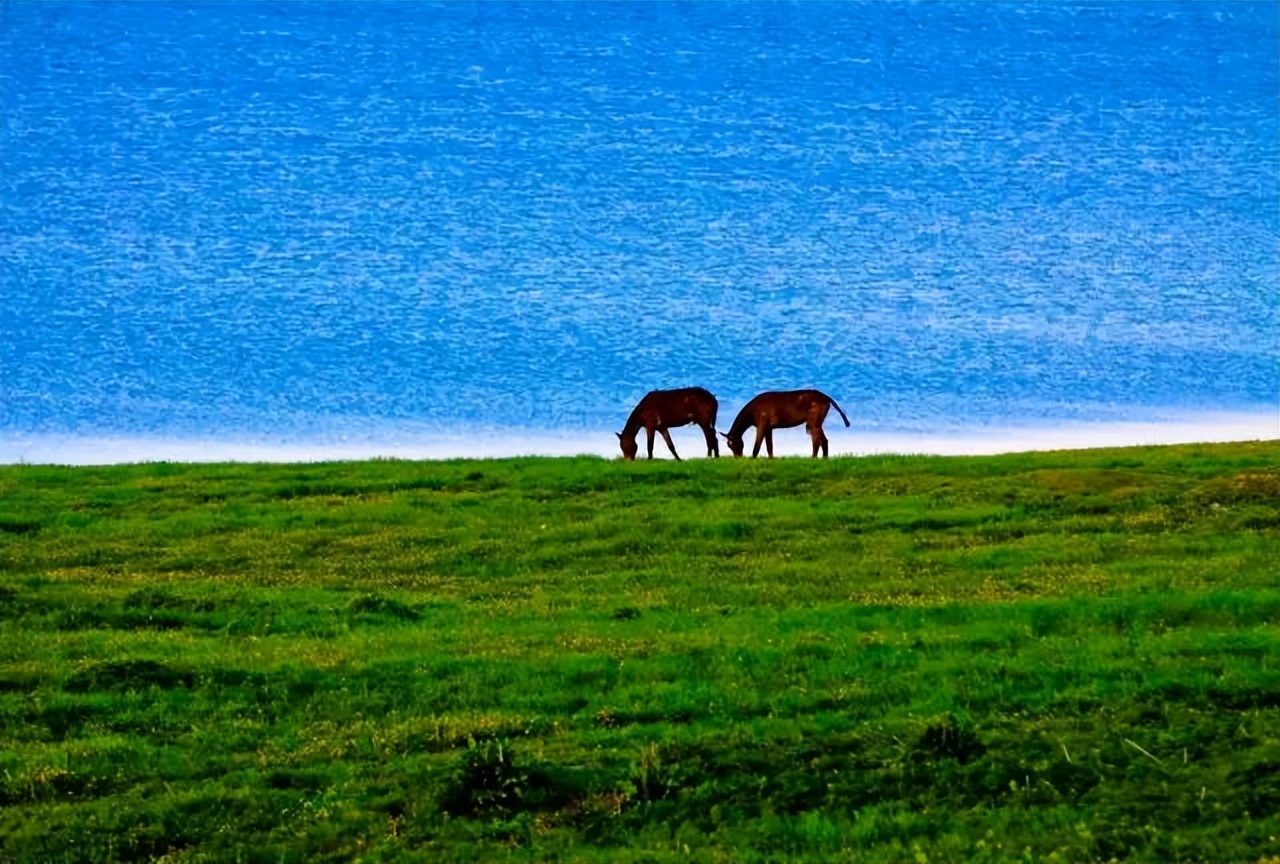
<box><xmin>442</xmin><ymin>738</ymin><xmax>531</xmax><ymax>817</ymax></box>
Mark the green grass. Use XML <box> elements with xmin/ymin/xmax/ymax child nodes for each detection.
<box><xmin>1</xmin><ymin>441</ymin><xmax>1277</xmax><ymax>863</ymax></box>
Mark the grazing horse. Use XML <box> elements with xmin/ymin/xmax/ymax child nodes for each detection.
<box><xmin>617</xmin><ymin>387</ymin><xmax>720</xmax><ymax>461</ymax></box>
<box><xmin>722</xmin><ymin>389</ymin><xmax>850</xmax><ymax>459</ymax></box>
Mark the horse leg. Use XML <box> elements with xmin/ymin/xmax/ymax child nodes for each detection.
<box><xmin>700</xmin><ymin>423</ymin><xmax>719</xmax><ymax>458</ymax></box>
<box><xmin>659</xmin><ymin>427</ymin><xmax>681</xmax><ymax>461</ymax></box>
<box><xmin>764</xmin><ymin>427</ymin><xmax>775</xmax><ymax>459</ymax></box>
<box><xmin>811</xmin><ymin>406</ymin><xmax>831</xmax><ymax>458</ymax></box>
<box><xmin>645</xmin><ymin>426</ymin><xmax>656</xmax><ymax>460</ymax></box>
<box><xmin>751</xmin><ymin>426</ymin><xmax>765</xmax><ymax>458</ymax></box>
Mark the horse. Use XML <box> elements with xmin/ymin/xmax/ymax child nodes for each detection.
<box><xmin>721</xmin><ymin>389</ymin><xmax>850</xmax><ymax>458</ymax></box>
<box><xmin>617</xmin><ymin>387</ymin><xmax>720</xmax><ymax>461</ymax></box>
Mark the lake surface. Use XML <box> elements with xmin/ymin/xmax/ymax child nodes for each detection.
<box><xmin>2</xmin><ymin>2</ymin><xmax>1276</xmax><ymax>462</ymax></box>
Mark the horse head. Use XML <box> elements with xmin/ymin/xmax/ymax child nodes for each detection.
<box><xmin>616</xmin><ymin>431</ymin><xmax>639</xmax><ymax>461</ymax></box>
<box><xmin>719</xmin><ymin>431</ymin><xmax>745</xmax><ymax>458</ymax></box>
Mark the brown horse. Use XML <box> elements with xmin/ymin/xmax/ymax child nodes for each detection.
<box><xmin>617</xmin><ymin>387</ymin><xmax>720</xmax><ymax>461</ymax></box>
<box><xmin>722</xmin><ymin>389</ymin><xmax>850</xmax><ymax>458</ymax></box>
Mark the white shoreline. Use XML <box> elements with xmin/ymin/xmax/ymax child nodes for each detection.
<box><xmin>1</xmin><ymin>411</ymin><xmax>1275</xmax><ymax>465</ymax></box>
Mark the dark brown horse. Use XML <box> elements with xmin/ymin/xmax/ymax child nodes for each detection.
<box><xmin>617</xmin><ymin>387</ymin><xmax>720</xmax><ymax>461</ymax></box>
<box><xmin>722</xmin><ymin>389</ymin><xmax>850</xmax><ymax>458</ymax></box>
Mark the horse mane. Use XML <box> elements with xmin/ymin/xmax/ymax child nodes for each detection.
<box><xmin>620</xmin><ymin>398</ymin><xmax>649</xmax><ymax>437</ymax></box>
<box><xmin>726</xmin><ymin>400</ymin><xmax>757</xmax><ymax>438</ymax></box>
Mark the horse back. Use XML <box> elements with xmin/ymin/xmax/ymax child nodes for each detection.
<box><xmin>750</xmin><ymin>390</ymin><xmax>832</xmax><ymax>426</ymax></box>
<box><xmin>641</xmin><ymin>387</ymin><xmax>718</xmax><ymax>425</ymax></box>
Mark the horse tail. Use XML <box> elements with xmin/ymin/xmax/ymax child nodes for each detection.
<box><xmin>829</xmin><ymin>395</ymin><xmax>851</xmax><ymax>427</ymax></box>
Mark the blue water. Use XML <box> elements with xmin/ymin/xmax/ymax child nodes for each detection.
<box><xmin>2</xmin><ymin>2</ymin><xmax>1277</xmax><ymax>452</ymax></box>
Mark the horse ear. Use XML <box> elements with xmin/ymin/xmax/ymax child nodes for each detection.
<box><xmin>719</xmin><ymin>431</ymin><xmax>730</xmax><ymax>440</ymax></box>
<box><xmin>615</xmin><ymin>432</ymin><xmax>622</xmax><ymax>440</ymax></box>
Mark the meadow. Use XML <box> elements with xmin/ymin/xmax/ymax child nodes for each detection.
<box><xmin>0</xmin><ymin>441</ymin><xmax>1276</xmax><ymax>863</ymax></box>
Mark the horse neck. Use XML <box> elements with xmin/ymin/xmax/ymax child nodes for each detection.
<box><xmin>620</xmin><ymin>405</ymin><xmax>646</xmax><ymax>439</ymax></box>
<box><xmin>727</xmin><ymin>405</ymin><xmax>755</xmax><ymax>437</ymax></box>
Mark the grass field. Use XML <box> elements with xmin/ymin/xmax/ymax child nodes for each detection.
<box><xmin>1</xmin><ymin>441</ymin><xmax>1277</xmax><ymax>863</ymax></box>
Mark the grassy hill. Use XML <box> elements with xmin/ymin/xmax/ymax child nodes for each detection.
<box><xmin>1</xmin><ymin>441</ymin><xmax>1277</xmax><ymax>862</ymax></box>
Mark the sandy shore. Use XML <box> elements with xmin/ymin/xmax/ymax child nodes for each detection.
<box><xmin>2</xmin><ymin>410</ymin><xmax>1275</xmax><ymax>465</ymax></box>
